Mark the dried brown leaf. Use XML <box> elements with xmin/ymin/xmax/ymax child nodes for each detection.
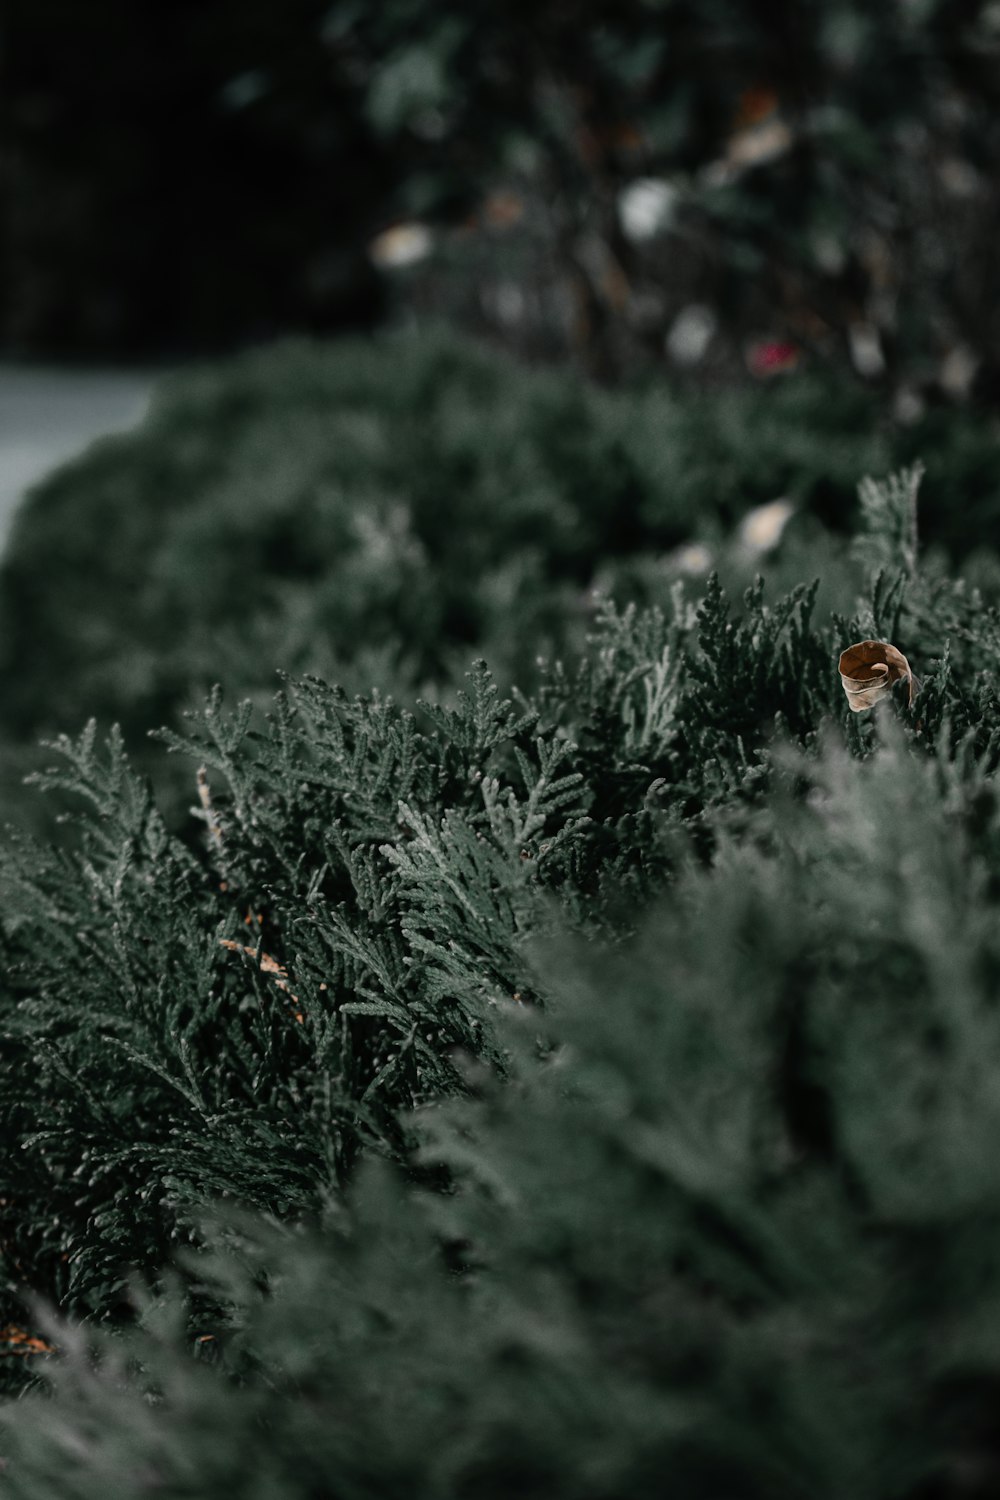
<box><xmin>838</xmin><ymin>639</ymin><xmax>917</xmax><ymax>712</ymax></box>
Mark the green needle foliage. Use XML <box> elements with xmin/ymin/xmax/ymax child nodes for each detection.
<box><xmin>7</xmin><ymin>729</ymin><xmax>1000</xmax><ymax>1497</ymax></box>
<box><xmin>3</xmin><ymin>332</ymin><xmax>1000</xmax><ymax>808</ymax></box>
<box><xmin>5</xmin><ymin>471</ymin><xmax>1000</xmax><ymax>1494</ymax></box>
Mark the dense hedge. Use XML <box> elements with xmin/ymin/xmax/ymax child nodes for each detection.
<box><xmin>2</xmin><ymin>333</ymin><xmax>999</xmax><ymax>786</ymax></box>
<box><xmin>6</xmin><ymin>467</ymin><xmax>1000</xmax><ymax>1494</ymax></box>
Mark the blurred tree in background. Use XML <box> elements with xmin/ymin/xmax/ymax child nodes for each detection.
<box><xmin>5</xmin><ymin>0</ymin><xmax>1000</xmax><ymax>394</ymax></box>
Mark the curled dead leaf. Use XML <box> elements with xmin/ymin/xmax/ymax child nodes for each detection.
<box><xmin>838</xmin><ymin>640</ymin><xmax>918</xmax><ymax>712</ymax></box>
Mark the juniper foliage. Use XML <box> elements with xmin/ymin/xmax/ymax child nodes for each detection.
<box><xmin>3</xmin><ymin>333</ymin><xmax>1000</xmax><ymax>828</ymax></box>
<box><xmin>0</xmin><ymin>565</ymin><xmax>822</xmax><ymax>1321</ymax></box>
<box><xmin>6</xmin><ymin>471</ymin><xmax>1000</xmax><ymax>1493</ymax></box>
<box><xmin>7</xmin><ymin>725</ymin><xmax>1000</xmax><ymax>1497</ymax></box>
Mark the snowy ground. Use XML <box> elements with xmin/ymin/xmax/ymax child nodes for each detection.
<box><xmin>0</xmin><ymin>366</ymin><xmax>154</xmax><ymax>548</ymax></box>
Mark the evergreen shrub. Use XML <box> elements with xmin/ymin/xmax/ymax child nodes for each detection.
<box><xmin>1</xmin><ymin>332</ymin><xmax>999</xmax><ymax>800</ymax></box>
<box><xmin>6</xmin><ymin>472</ymin><xmax>1000</xmax><ymax>1494</ymax></box>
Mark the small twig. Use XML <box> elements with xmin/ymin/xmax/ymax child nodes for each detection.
<box><xmin>196</xmin><ymin>765</ymin><xmax>230</xmax><ymax>883</ymax></box>
<box><xmin>219</xmin><ymin>939</ymin><xmax>305</xmax><ymax>1024</ymax></box>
